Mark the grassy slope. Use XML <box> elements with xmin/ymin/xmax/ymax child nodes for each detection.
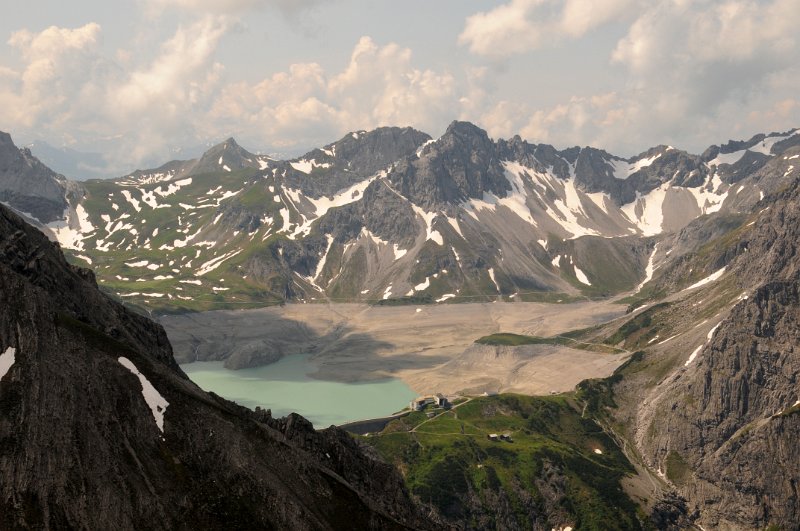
<box><xmin>475</xmin><ymin>332</ymin><xmax>627</xmax><ymax>354</ymax></box>
<box><xmin>365</xmin><ymin>394</ymin><xmax>644</xmax><ymax>530</ymax></box>
<box><xmin>71</xmin><ymin>168</ymin><xmax>294</xmax><ymax>312</ymax></box>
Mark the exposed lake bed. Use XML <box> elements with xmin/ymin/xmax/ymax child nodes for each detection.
<box><xmin>167</xmin><ymin>300</ymin><xmax>630</xmax><ymax>421</ymax></box>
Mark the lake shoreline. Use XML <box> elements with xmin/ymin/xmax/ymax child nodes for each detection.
<box><xmin>181</xmin><ymin>356</ymin><xmax>418</xmax><ymax>428</ymax></box>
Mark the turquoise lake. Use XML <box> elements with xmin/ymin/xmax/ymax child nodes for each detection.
<box><xmin>181</xmin><ymin>354</ymin><xmax>417</xmax><ymax>428</ymax></box>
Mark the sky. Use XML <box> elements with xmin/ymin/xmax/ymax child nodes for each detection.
<box><xmin>1</xmin><ymin>0</ymin><xmax>798</xmax><ymax>175</ymax></box>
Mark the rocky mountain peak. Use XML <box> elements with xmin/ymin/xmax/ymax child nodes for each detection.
<box><xmin>281</xmin><ymin>126</ymin><xmax>431</xmax><ymax>198</ymax></box>
<box><xmin>0</xmin><ymin>131</ymin><xmax>14</xmax><ymax>148</ymax></box>
<box><xmin>387</xmin><ymin>121</ymin><xmax>508</xmax><ymax>208</ymax></box>
<box><xmin>440</xmin><ymin>120</ymin><xmax>495</xmax><ymax>151</ymax></box>
<box><xmin>0</xmin><ymin>131</ymin><xmax>68</xmax><ymax>223</ymax></box>
<box><xmin>190</xmin><ymin>137</ymin><xmax>261</xmax><ymax>175</ymax></box>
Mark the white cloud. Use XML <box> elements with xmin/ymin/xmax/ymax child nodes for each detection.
<box><xmin>0</xmin><ymin>23</ymin><xmax>103</xmax><ymax>129</ymax></box>
<box><xmin>208</xmin><ymin>62</ymin><xmax>336</xmax><ymax>147</ymax></box>
<box><xmin>0</xmin><ymin>26</ymin><xmax>458</xmax><ymax>168</ymax></box>
<box><xmin>104</xmin><ymin>16</ymin><xmax>230</xmax><ymax>163</ymax></box>
<box><xmin>145</xmin><ymin>0</ymin><xmax>321</xmax><ymax>15</ymax></box>
<box><xmin>0</xmin><ymin>18</ymin><xmax>234</xmax><ymax>171</ymax></box>
<box><xmin>468</xmin><ymin>0</ymin><xmax>800</xmax><ymax>154</ymax></box>
<box><xmin>327</xmin><ymin>37</ymin><xmax>457</xmax><ymax>133</ymax></box>
<box><xmin>2</xmin><ymin>1</ymin><xmax>797</xmax><ymax>175</ymax></box>
<box><xmin>207</xmin><ymin>36</ymin><xmax>457</xmax><ymax>151</ymax></box>
<box><xmin>459</xmin><ymin>0</ymin><xmax>636</xmax><ymax>57</ymax></box>
<box><xmin>606</xmin><ymin>0</ymin><xmax>800</xmax><ymax>149</ymax></box>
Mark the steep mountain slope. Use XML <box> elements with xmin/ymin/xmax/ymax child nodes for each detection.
<box><xmin>0</xmin><ymin>202</ymin><xmax>436</xmax><ymax>530</ymax></box>
<box><xmin>1</xmin><ymin>125</ymin><xmax>797</xmax><ymax>312</ymax></box>
<box><xmin>633</xmin><ymin>173</ymin><xmax>800</xmax><ymax>529</ymax></box>
<box><xmin>563</xmin><ymin>149</ymin><xmax>800</xmax><ymax>530</ymax></box>
<box><xmin>0</xmin><ymin>132</ymin><xmax>73</xmax><ymax>224</ymax></box>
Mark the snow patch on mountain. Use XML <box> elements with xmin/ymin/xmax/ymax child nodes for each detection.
<box><xmin>278</xmin><ymin>208</ymin><xmax>292</xmax><ymax>234</ymax></box>
<box><xmin>637</xmin><ymin>244</ymin><xmax>659</xmax><ymax>291</ymax></box>
<box><xmin>120</xmin><ymin>190</ymin><xmax>142</xmax><ymax>212</ymax></box>
<box><xmin>612</xmin><ymin>154</ymin><xmax>661</xmax><ymax>179</ymax></box>
<box><xmin>445</xmin><ymin>215</ymin><xmax>464</xmax><ymax>238</ymax></box>
<box><xmin>685</xmin><ymin>345</ymin><xmax>703</xmax><ymax>367</ymax></box>
<box><xmin>311</xmin><ymin>235</ymin><xmax>334</xmax><ymax>284</ymax></box>
<box><xmin>117</xmin><ymin>357</ymin><xmax>169</xmax><ymax>433</ymax></box>
<box><xmin>0</xmin><ymin>347</ymin><xmax>16</xmax><ymax>381</ymax></box>
<box><xmin>393</xmin><ymin>244</ymin><xmax>407</xmax><ymax>261</ymax></box>
<box><xmin>48</xmin><ymin>204</ymin><xmax>95</xmax><ymax>251</ymax></box>
<box><xmin>574</xmin><ymin>266</ymin><xmax>591</xmax><ymax>286</ymax></box>
<box><xmin>499</xmin><ymin>162</ymin><xmax>537</xmax><ymax>226</ymax></box>
<box><xmin>709</xmin><ymin>131</ymin><xmax>797</xmax><ymax>167</ymax></box>
<box><xmin>413</xmin><ymin>277</ymin><xmax>430</xmax><ymax>292</ymax></box>
<box><xmin>290</xmin><ymin>159</ymin><xmax>331</xmax><ymax>174</ymax></box>
<box><xmin>621</xmin><ymin>185</ymin><xmax>668</xmax><ymax>236</ymax></box>
<box><xmin>526</xmin><ymin>167</ymin><xmax>602</xmax><ymax>238</ymax></box>
<box><xmin>487</xmin><ymin>268</ymin><xmax>500</xmax><ymax>292</ymax></box>
<box><xmin>586</xmin><ymin>191</ymin><xmax>612</xmax><ymax>215</ymax></box>
<box><xmin>118</xmin><ymin>171</ymin><xmax>176</xmax><ymax>186</ymax></box>
<box><xmin>681</xmin><ymin>173</ymin><xmax>728</xmax><ymax>215</ymax></box>
<box><xmin>285</xmin><ymin>174</ymin><xmax>379</xmax><ymax>239</ymax></box>
<box><xmin>749</xmin><ymin>131</ymin><xmax>798</xmax><ymax>156</ymax></box>
<box><xmin>685</xmin><ymin>322</ymin><xmax>722</xmax><ymax>367</ymax></box>
<box><xmin>686</xmin><ymin>267</ymin><xmax>726</xmax><ymax>290</ymax></box>
<box><xmin>196</xmin><ymin>250</ymin><xmax>242</xmax><ymax>276</ymax></box>
<box><xmin>172</xmin><ymin>227</ymin><xmax>202</xmax><ymax>248</ymax></box>
<box><xmin>411</xmin><ymin>205</ymin><xmax>443</xmax><ymax>245</ymax></box>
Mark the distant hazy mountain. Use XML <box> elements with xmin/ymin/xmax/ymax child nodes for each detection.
<box><xmin>26</xmin><ymin>140</ymin><xmax>109</xmax><ymax>181</ymax></box>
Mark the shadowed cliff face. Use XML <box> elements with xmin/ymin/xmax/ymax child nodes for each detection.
<box><xmin>0</xmin><ymin>203</ymin><xmax>439</xmax><ymax>530</ymax></box>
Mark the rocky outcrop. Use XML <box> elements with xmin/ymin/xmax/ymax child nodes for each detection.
<box><xmin>282</xmin><ymin>126</ymin><xmax>432</xmax><ymax>197</ymax></box>
<box><xmin>388</xmin><ymin>121</ymin><xmax>510</xmax><ymax>209</ymax></box>
<box><xmin>0</xmin><ymin>202</ymin><xmax>437</xmax><ymax>530</ymax></box>
<box><xmin>0</xmin><ymin>131</ymin><xmax>68</xmax><ymax>223</ymax></box>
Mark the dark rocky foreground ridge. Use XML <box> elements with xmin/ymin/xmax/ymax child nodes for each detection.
<box><xmin>0</xmin><ymin>202</ymin><xmax>439</xmax><ymax>530</ymax></box>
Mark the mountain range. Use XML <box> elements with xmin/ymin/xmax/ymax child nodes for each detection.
<box><xmin>2</xmin><ymin>122</ymin><xmax>797</xmax><ymax>315</ymax></box>
<box><xmin>2</xmin><ymin>124</ymin><xmax>800</xmax><ymax>529</ymax></box>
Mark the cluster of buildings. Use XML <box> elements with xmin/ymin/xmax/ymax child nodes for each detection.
<box><xmin>487</xmin><ymin>433</ymin><xmax>514</xmax><ymax>442</ymax></box>
<box><xmin>409</xmin><ymin>393</ymin><xmax>449</xmax><ymax>411</ymax></box>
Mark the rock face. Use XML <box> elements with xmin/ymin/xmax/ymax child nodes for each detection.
<box><xmin>0</xmin><ymin>131</ymin><xmax>68</xmax><ymax>223</ymax></box>
<box><xmin>628</xmin><ymin>172</ymin><xmax>800</xmax><ymax>530</ymax></box>
<box><xmin>636</xmin><ymin>281</ymin><xmax>800</xmax><ymax>529</ymax></box>
<box><xmin>0</xmin><ymin>203</ymin><xmax>437</xmax><ymax>530</ymax></box>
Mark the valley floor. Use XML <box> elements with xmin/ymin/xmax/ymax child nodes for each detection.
<box><xmin>163</xmin><ymin>300</ymin><xmax>630</xmax><ymax>395</ymax></box>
